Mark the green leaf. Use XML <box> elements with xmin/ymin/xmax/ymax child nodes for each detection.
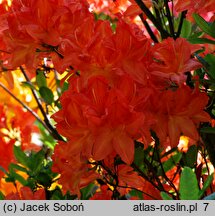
<box><xmin>36</xmin><ymin>172</ymin><xmax>52</xmax><ymax>187</ymax></box>
<box><xmin>189</xmin><ymin>31</ymin><xmax>204</xmax><ymax>39</ymax></box>
<box><xmin>12</xmin><ymin>172</ymin><xmax>28</xmax><ymax>186</ymax></box>
<box><xmin>50</xmin><ymin>188</ymin><xmax>64</xmax><ymax>200</ymax></box>
<box><xmin>36</xmin><ymin>120</ymin><xmax>56</xmax><ymax>150</ymax></box>
<box><xmin>134</xmin><ymin>146</ymin><xmax>145</xmax><ymax>168</ymax></box>
<box><xmin>181</xmin><ymin>20</ymin><xmax>192</xmax><ymax>38</ymax></box>
<box><xmin>64</xmin><ymin>191</ymin><xmax>77</xmax><ymax>200</ymax></box>
<box><xmin>184</xmin><ymin>145</ymin><xmax>198</xmax><ymax>168</ymax></box>
<box><xmin>194</xmin><ymin>54</ymin><xmax>210</xmax><ymax>70</ymax></box>
<box><xmin>0</xmin><ymin>191</ymin><xmax>4</xmax><ymax>200</ymax></box>
<box><xmin>160</xmin><ymin>192</ymin><xmax>173</xmax><ymax>200</ymax></box>
<box><xmin>199</xmin><ymin>173</ymin><xmax>214</xmax><ymax>199</ymax></box>
<box><xmin>193</xmin><ymin>14</ymin><xmax>215</xmax><ymax>37</ymax></box>
<box><xmin>39</xmin><ymin>86</ymin><xmax>54</xmax><ymax>105</ymax></box>
<box><xmin>179</xmin><ymin>167</ymin><xmax>200</xmax><ymax>200</ymax></box>
<box><xmin>61</xmin><ymin>82</ymin><xmax>69</xmax><ymax>94</ymax></box>
<box><xmin>201</xmin><ymin>127</ymin><xmax>215</xmax><ymax>134</ymax></box>
<box><xmin>81</xmin><ymin>183</ymin><xmax>98</xmax><ymax>200</ymax></box>
<box><xmin>201</xmin><ymin>129</ymin><xmax>215</xmax><ymax>168</ymax></box>
<box><xmin>188</xmin><ymin>37</ymin><xmax>215</xmax><ymax>45</ymax></box>
<box><xmin>28</xmin><ymin>149</ymin><xmax>45</xmax><ymax>173</ymax></box>
<box><xmin>157</xmin><ymin>152</ymin><xmax>182</xmax><ymax>176</ymax></box>
<box><xmin>194</xmin><ymin>68</ymin><xmax>206</xmax><ymax>80</ymax></box>
<box><xmin>7</xmin><ymin>165</ymin><xmax>28</xmax><ymax>186</ymax></box>
<box><xmin>94</xmin><ymin>12</ymin><xmax>111</xmax><ymax>21</ymax></box>
<box><xmin>36</xmin><ymin>70</ymin><xmax>47</xmax><ymax>88</ymax></box>
<box><xmin>0</xmin><ymin>166</ymin><xmax>7</xmax><ymax>174</ymax></box>
<box><xmin>13</xmin><ymin>146</ymin><xmax>29</xmax><ymax>168</ymax></box>
<box><xmin>204</xmin><ymin>54</ymin><xmax>215</xmax><ymax>79</ymax></box>
<box><xmin>21</xmin><ymin>81</ymin><xmax>36</xmax><ymax>90</ymax></box>
<box><xmin>9</xmin><ymin>163</ymin><xmax>28</xmax><ymax>173</ymax></box>
<box><xmin>129</xmin><ymin>189</ymin><xmax>143</xmax><ymax>200</ymax></box>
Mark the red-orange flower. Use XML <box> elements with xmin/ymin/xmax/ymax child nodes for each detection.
<box><xmin>52</xmin><ymin>141</ymin><xmax>99</xmax><ymax>196</ymax></box>
<box><xmin>0</xmin><ymin>0</ymin><xmax>91</xmax><ymax>70</ymax></box>
<box><xmin>149</xmin><ymin>37</ymin><xmax>202</xmax><ymax>85</ymax></box>
<box><xmin>52</xmin><ymin>75</ymin><xmax>151</xmax><ymax>165</ymax></box>
<box><xmin>151</xmin><ymin>85</ymin><xmax>210</xmax><ymax>147</ymax></box>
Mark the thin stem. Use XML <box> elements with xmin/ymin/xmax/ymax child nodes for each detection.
<box><xmin>176</xmin><ymin>11</ymin><xmax>187</xmax><ymax>38</ymax></box>
<box><xmin>19</xmin><ymin>66</ymin><xmax>64</xmax><ymax>141</ymax></box>
<box><xmin>97</xmin><ymin>160</ymin><xmax>160</xmax><ymax>200</ymax></box>
<box><xmin>202</xmin><ymin>148</ymin><xmax>214</xmax><ymax>194</ymax></box>
<box><xmin>152</xmin><ymin>1</ymin><xmax>165</xmax><ymax>38</ymax></box>
<box><xmin>134</xmin><ymin>0</ymin><xmax>170</xmax><ymax>39</ymax></box>
<box><xmin>53</xmin><ymin>47</ymin><xmax>64</xmax><ymax>59</ymax></box>
<box><xmin>139</xmin><ymin>14</ymin><xmax>158</xmax><ymax>43</ymax></box>
<box><xmin>164</xmin><ymin>0</ymin><xmax>175</xmax><ymax>38</ymax></box>
<box><xmin>155</xmin><ymin>145</ymin><xmax>179</xmax><ymax>199</ymax></box>
<box><xmin>132</xmin><ymin>161</ymin><xmax>164</xmax><ymax>192</ymax></box>
<box><xmin>151</xmin><ymin>131</ymin><xmax>180</xmax><ymax>199</ymax></box>
<box><xmin>171</xmin><ymin>0</ymin><xmax>174</xmax><ymax>23</ymax></box>
<box><xmin>52</xmin><ymin>47</ymin><xmax>80</xmax><ymax>76</ymax></box>
<box><xmin>171</xmin><ymin>165</ymin><xmax>181</xmax><ymax>182</ymax></box>
<box><xmin>160</xmin><ymin>10</ymin><xmax>169</xmax><ymax>32</ymax></box>
<box><xmin>0</xmin><ymin>82</ymin><xmax>49</xmax><ymax>131</ymax></box>
<box><xmin>116</xmin><ymin>184</ymin><xmax>158</xmax><ymax>200</ymax></box>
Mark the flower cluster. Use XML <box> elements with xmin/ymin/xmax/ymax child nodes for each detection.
<box><xmin>0</xmin><ymin>0</ymin><xmax>213</xmax><ymax>199</ymax></box>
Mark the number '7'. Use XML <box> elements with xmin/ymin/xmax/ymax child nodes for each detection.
<box><xmin>203</xmin><ymin>203</ymin><xmax>209</xmax><ymax>211</ymax></box>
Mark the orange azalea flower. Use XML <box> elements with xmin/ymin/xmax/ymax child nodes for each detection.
<box><xmin>55</xmin><ymin>18</ymin><xmax>150</xmax><ymax>84</ymax></box>
<box><xmin>52</xmin><ymin>75</ymin><xmax>152</xmax><ymax>164</ymax></box>
<box><xmin>1</xmin><ymin>0</ymin><xmax>90</xmax><ymax>71</ymax></box>
<box><xmin>151</xmin><ymin>85</ymin><xmax>210</xmax><ymax>147</ymax></box>
<box><xmin>113</xmin><ymin>21</ymin><xmax>150</xmax><ymax>86</ymax></box>
<box><xmin>149</xmin><ymin>37</ymin><xmax>202</xmax><ymax>85</ymax></box>
<box><xmin>52</xmin><ymin>141</ymin><xmax>99</xmax><ymax>196</ymax></box>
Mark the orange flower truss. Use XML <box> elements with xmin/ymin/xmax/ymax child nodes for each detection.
<box><xmin>150</xmin><ymin>85</ymin><xmax>210</xmax><ymax>147</ymax></box>
<box><xmin>52</xmin><ymin>75</ymin><xmax>151</xmax><ymax>165</ymax></box>
<box><xmin>0</xmin><ymin>0</ymin><xmax>90</xmax><ymax>71</ymax></box>
<box><xmin>0</xmin><ymin>0</ymin><xmax>212</xmax><ymax>196</ymax></box>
